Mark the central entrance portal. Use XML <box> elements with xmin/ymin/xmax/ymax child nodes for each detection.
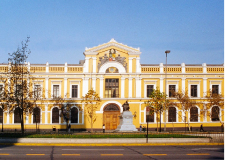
<box><xmin>103</xmin><ymin>103</ymin><xmax>120</xmax><ymax>130</ymax></box>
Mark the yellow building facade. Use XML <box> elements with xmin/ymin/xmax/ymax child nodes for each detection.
<box><xmin>0</xmin><ymin>39</ymin><xmax>224</xmax><ymax>131</ymax></box>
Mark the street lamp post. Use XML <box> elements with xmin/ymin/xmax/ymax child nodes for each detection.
<box><xmin>164</xmin><ymin>50</ymin><xmax>170</xmax><ymax>132</ymax></box>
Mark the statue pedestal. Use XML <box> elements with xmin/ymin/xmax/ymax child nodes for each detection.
<box><xmin>115</xmin><ymin>111</ymin><xmax>138</xmax><ymax>132</ymax></box>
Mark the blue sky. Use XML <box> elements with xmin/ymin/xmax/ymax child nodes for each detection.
<box><xmin>0</xmin><ymin>0</ymin><xmax>223</xmax><ymax>65</ymax></box>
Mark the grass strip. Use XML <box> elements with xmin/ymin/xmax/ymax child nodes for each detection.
<box><xmin>0</xmin><ymin>133</ymin><xmax>210</xmax><ymax>138</ymax></box>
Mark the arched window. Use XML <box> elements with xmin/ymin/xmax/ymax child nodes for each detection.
<box><xmin>211</xmin><ymin>106</ymin><xmax>220</xmax><ymax>121</ymax></box>
<box><xmin>146</xmin><ymin>107</ymin><xmax>154</xmax><ymax>122</ymax></box>
<box><xmin>33</xmin><ymin>107</ymin><xmax>41</xmax><ymax>123</ymax></box>
<box><xmin>168</xmin><ymin>107</ymin><xmax>176</xmax><ymax>122</ymax></box>
<box><xmin>52</xmin><ymin>107</ymin><xmax>59</xmax><ymax>123</ymax></box>
<box><xmin>14</xmin><ymin>107</ymin><xmax>21</xmax><ymax>123</ymax></box>
<box><xmin>0</xmin><ymin>108</ymin><xmax>3</xmax><ymax>123</ymax></box>
<box><xmin>190</xmin><ymin>106</ymin><xmax>198</xmax><ymax>122</ymax></box>
<box><xmin>71</xmin><ymin>107</ymin><xmax>78</xmax><ymax>123</ymax></box>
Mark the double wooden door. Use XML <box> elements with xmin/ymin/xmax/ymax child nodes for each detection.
<box><xmin>103</xmin><ymin>111</ymin><xmax>120</xmax><ymax>130</ymax></box>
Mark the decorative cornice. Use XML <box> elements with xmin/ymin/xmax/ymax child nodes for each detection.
<box><xmin>84</xmin><ymin>39</ymin><xmax>141</xmax><ymax>55</ymax></box>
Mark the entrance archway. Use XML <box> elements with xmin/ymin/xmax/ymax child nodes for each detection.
<box><xmin>103</xmin><ymin>103</ymin><xmax>120</xmax><ymax>130</ymax></box>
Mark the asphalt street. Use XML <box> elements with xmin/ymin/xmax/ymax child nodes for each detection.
<box><xmin>0</xmin><ymin>145</ymin><xmax>223</xmax><ymax>160</ymax></box>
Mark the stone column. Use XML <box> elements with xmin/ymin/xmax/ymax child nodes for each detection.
<box><xmin>92</xmin><ymin>57</ymin><xmax>97</xmax><ymax>73</ymax></box>
<box><xmin>45</xmin><ymin>105</ymin><xmax>48</xmax><ymax>124</ymax></box>
<box><xmin>92</xmin><ymin>77</ymin><xmax>96</xmax><ymax>91</ymax></box>
<box><xmin>64</xmin><ymin>62</ymin><xmax>67</xmax><ymax>73</ymax></box>
<box><xmin>82</xmin><ymin>77</ymin><xmax>89</xmax><ymax>96</ymax></box>
<box><xmin>83</xmin><ymin>57</ymin><xmax>90</xmax><ymax>73</ymax></box>
<box><xmin>64</xmin><ymin>78</ymin><xmax>67</xmax><ymax>98</ymax></box>
<box><xmin>202</xmin><ymin>63</ymin><xmax>207</xmax><ymax>73</ymax></box>
<box><xmin>45</xmin><ymin>77</ymin><xmax>49</xmax><ymax>98</ymax></box>
<box><xmin>182</xmin><ymin>78</ymin><xmax>186</xmax><ymax>92</ymax></box>
<box><xmin>160</xmin><ymin>63</ymin><xmax>164</xmax><ymax>73</ymax></box>
<box><xmin>203</xmin><ymin>78</ymin><xmax>207</xmax><ymax>97</ymax></box>
<box><xmin>129</xmin><ymin>77</ymin><xmax>132</xmax><ymax>98</ymax></box>
<box><xmin>136</xmin><ymin>57</ymin><xmax>141</xmax><ymax>73</ymax></box>
<box><xmin>136</xmin><ymin>77</ymin><xmax>142</xmax><ymax>98</ymax></box>
<box><xmin>181</xmin><ymin>63</ymin><xmax>185</xmax><ymax>73</ymax></box>
<box><xmin>46</xmin><ymin>62</ymin><xmax>49</xmax><ymax>73</ymax></box>
<box><xmin>121</xmin><ymin>77</ymin><xmax>125</xmax><ymax>98</ymax></box>
<box><xmin>160</xmin><ymin>78</ymin><xmax>164</xmax><ymax>93</ymax></box>
<box><xmin>129</xmin><ymin>57</ymin><xmax>133</xmax><ymax>73</ymax></box>
<box><xmin>99</xmin><ymin>77</ymin><xmax>104</xmax><ymax>98</ymax></box>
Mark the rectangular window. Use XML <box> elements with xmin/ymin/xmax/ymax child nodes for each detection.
<box><xmin>146</xmin><ymin>85</ymin><xmax>154</xmax><ymax>97</ymax></box>
<box><xmin>34</xmin><ymin>85</ymin><xmax>41</xmax><ymax>98</ymax></box>
<box><xmin>212</xmin><ymin>85</ymin><xmax>219</xmax><ymax>95</ymax></box>
<box><xmin>169</xmin><ymin>85</ymin><xmax>176</xmax><ymax>97</ymax></box>
<box><xmin>105</xmin><ymin>79</ymin><xmax>119</xmax><ymax>98</ymax></box>
<box><xmin>191</xmin><ymin>85</ymin><xmax>198</xmax><ymax>97</ymax></box>
<box><xmin>53</xmin><ymin>85</ymin><xmax>59</xmax><ymax>98</ymax></box>
<box><xmin>72</xmin><ymin>85</ymin><xmax>78</xmax><ymax>98</ymax></box>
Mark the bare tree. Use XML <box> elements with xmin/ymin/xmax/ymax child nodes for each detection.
<box><xmin>145</xmin><ymin>88</ymin><xmax>171</xmax><ymax>132</ymax></box>
<box><xmin>174</xmin><ymin>90</ymin><xmax>197</xmax><ymax>131</ymax></box>
<box><xmin>204</xmin><ymin>90</ymin><xmax>224</xmax><ymax>125</ymax></box>
<box><xmin>82</xmin><ymin>89</ymin><xmax>101</xmax><ymax>133</ymax></box>
<box><xmin>51</xmin><ymin>94</ymin><xmax>75</xmax><ymax>132</ymax></box>
<box><xmin>0</xmin><ymin>37</ymin><xmax>39</xmax><ymax>134</ymax></box>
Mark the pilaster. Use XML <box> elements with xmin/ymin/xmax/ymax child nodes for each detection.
<box><xmin>45</xmin><ymin>77</ymin><xmax>49</xmax><ymax>98</ymax></box>
<box><xmin>121</xmin><ymin>77</ymin><xmax>125</xmax><ymax>98</ymax></box>
<box><xmin>129</xmin><ymin>77</ymin><xmax>133</xmax><ymax>98</ymax></box>
<box><xmin>129</xmin><ymin>57</ymin><xmax>133</xmax><ymax>73</ymax></box>
<box><xmin>92</xmin><ymin>57</ymin><xmax>97</xmax><ymax>73</ymax></box>
<box><xmin>64</xmin><ymin>78</ymin><xmax>68</xmax><ymax>98</ymax></box>
<box><xmin>99</xmin><ymin>77</ymin><xmax>104</xmax><ymax>98</ymax></box>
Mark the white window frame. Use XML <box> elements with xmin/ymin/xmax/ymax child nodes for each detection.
<box><xmin>144</xmin><ymin>106</ymin><xmax>163</xmax><ymax>123</ymax></box>
<box><xmin>32</xmin><ymin>106</ymin><xmax>42</xmax><ymax>124</ymax></box>
<box><xmin>70</xmin><ymin>81</ymin><xmax>80</xmax><ymax>98</ymax></box>
<box><xmin>210</xmin><ymin>80</ymin><xmax>222</xmax><ymax>94</ymax></box>
<box><xmin>167</xmin><ymin>106</ymin><xmax>178</xmax><ymax>123</ymax></box>
<box><xmin>70</xmin><ymin>106</ymin><xmax>79</xmax><ymax>124</ymax></box>
<box><xmin>189</xmin><ymin>105</ymin><xmax>200</xmax><ymax>123</ymax></box>
<box><xmin>51</xmin><ymin>81</ymin><xmax>62</xmax><ymax>98</ymax></box>
<box><xmin>144</xmin><ymin>80</ymin><xmax>157</xmax><ymax>98</ymax></box>
<box><xmin>50</xmin><ymin>106</ymin><xmax>61</xmax><ymax>124</ymax></box>
<box><xmin>188</xmin><ymin>80</ymin><xmax>201</xmax><ymax>98</ymax></box>
<box><xmin>167</xmin><ymin>80</ymin><xmax>179</xmax><ymax>98</ymax></box>
<box><xmin>210</xmin><ymin>105</ymin><xmax>221</xmax><ymax>122</ymax></box>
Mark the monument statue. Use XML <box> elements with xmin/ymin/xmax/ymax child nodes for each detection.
<box><xmin>122</xmin><ymin>101</ymin><xmax>130</xmax><ymax>111</ymax></box>
<box><xmin>116</xmin><ymin>101</ymin><xmax>137</xmax><ymax>132</ymax></box>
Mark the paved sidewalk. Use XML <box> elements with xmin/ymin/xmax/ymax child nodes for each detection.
<box><xmin>0</xmin><ymin>138</ymin><xmax>223</xmax><ymax>146</ymax></box>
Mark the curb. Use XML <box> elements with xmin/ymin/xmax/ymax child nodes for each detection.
<box><xmin>0</xmin><ymin>143</ymin><xmax>223</xmax><ymax>146</ymax></box>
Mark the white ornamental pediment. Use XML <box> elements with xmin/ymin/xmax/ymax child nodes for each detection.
<box><xmin>83</xmin><ymin>39</ymin><xmax>141</xmax><ymax>56</ymax></box>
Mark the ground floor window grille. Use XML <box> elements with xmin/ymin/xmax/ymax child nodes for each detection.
<box><xmin>211</xmin><ymin>106</ymin><xmax>220</xmax><ymax>121</ymax></box>
<box><xmin>14</xmin><ymin>107</ymin><xmax>21</xmax><ymax>123</ymax></box>
<box><xmin>190</xmin><ymin>106</ymin><xmax>198</xmax><ymax>122</ymax></box>
<box><xmin>33</xmin><ymin>107</ymin><xmax>41</xmax><ymax>123</ymax></box>
<box><xmin>52</xmin><ymin>107</ymin><xmax>59</xmax><ymax>123</ymax></box>
<box><xmin>71</xmin><ymin>107</ymin><xmax>78</xmax><ymax>123</ymax></box>
<box><xmin>168</xmin><ymin>107</ymin><xmax>176</xmax><ymax>122</ymax></box>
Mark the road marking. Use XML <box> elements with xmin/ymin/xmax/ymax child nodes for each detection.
<box><xmin>62</xmin><ymin>154</ymin><xmax>80</xmax><ymax>156</ymax></box>
<box><xmin>143</xmin><ymin>154</ymin><xmax>167</xmax><ymax>156</ymax></box>
<box><xmin>101</xmin><ymin>154</ymin><xmax>123</xmax><ymax>156</ymax></box>
<box><xmin>0</xmin><ymin>154</ymin><xmax>9</xmax><ymax>155</ymax></box>
<box><xmin>192</xmin><ymin>148</ymin><xmax>221</xmax><ymax>150</ymax></box>
<box><xmin>187</xmin><ymin>153</ymin><xmax>210</xmax><ymax>155</ymax></box>
<box><xmin>62</xmin><ymin>149</ymin><xmax>124</xmax><ymax>150</ymax></box>
<box><xmin>26</xmin><ymin>154</ymin><xmax>45</xmax><ymax>156</ymax></box>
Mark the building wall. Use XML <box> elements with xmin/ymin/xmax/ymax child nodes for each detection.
<box><xmin>0</xmin><ymin>39</ymin><xmax>223</xmax><ymax>131</ymax></box>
